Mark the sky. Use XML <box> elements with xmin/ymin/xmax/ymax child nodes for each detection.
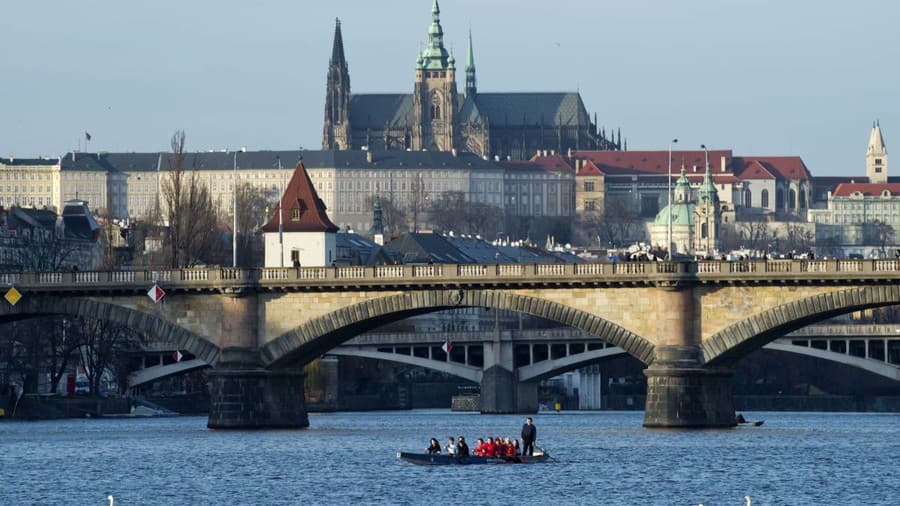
<box><xmin>2</xmin><ymin>0</ymin><xmax>898</xmax><ymax>177</ymax></box>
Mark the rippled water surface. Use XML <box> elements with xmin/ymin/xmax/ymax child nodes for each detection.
<box><xmin>2</xmin><ymin>410</ymin><xmax>900</xmax><ymax>505</ymax></box>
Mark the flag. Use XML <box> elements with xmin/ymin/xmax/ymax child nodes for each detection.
<box><xmin>442</xmin><ymin>341</ymin><xmax>452</xmax><ymax>354</ymax></box>
<box><xmin>172</xmin><ymin>351</ymin><xmax>183</xmax><ymax>363</ymax></box>
<box><xmin>85</xmin><ymin>131</ymin><xmax>91</xmax><ymax>141</ymax></box>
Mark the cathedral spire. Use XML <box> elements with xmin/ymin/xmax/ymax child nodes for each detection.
<box><xmin>330</xmin><ymin>18</ymin><xmax>346</xmax><ymax>68</ymax></box>
<box><xmin>420</xmin><ymin>0</ymin><xmax>451</xmax><ymax>69</ymax></box>
<box><xmin>465</xmin><ymin>29</ymin><xmax>477</xmax><ymax>97</ymax></box>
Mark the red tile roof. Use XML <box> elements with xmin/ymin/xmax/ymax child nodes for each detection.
<box><xmin>573</xmin><ymin>150</ymin><xmax>734</xmax><ymax>176</ymax></box>
<box><xmin>831</xmin><ymin>183</ymin><xmax>900</xmax><ymax>197</ymax></box>
<box><xmin>734</xmin><ymin>156</ymin><xmax>810</xmax><ymax>181</ymax></box>
<box><xmin>734</xmin><ymin>160</ymin><xmax>776</xmax><ymax>180</ymax></box>
<box><xmin>262</xmin><ymin>162</ymin><xmax>338</xmax><ymax>233</ymax></box>
<box><xmin>576</xmin><ymin>160</ymin><xmax>605</xmax><ymax>176</ymax></box>
<box><xmin>499</xmin><ymin>154</ymin><xmax>574</xmax><ymax>173</ymax></box>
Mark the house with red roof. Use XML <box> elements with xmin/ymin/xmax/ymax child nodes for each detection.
<box><xmin>262</xmin><ymin>162</ymin><xmax>339</xmax><ymax>267</ymax></box>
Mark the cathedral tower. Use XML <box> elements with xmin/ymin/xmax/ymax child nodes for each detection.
<box><xmin>866</xmin><ymin>121</ymin><xmax>888</xmax><ymax>183</ymax></box>
<box><xmin>465</xmin><ymin>29</ymin><xmax>476</xmax><ymax>98</ymax></box>
<box><xmin>411</xmin><ymin>0</ymin><xmax>459</xmax><ymax>152</ymax></box>
<box><xmin>322</xmin><ymin>18</ymin><xmax>351</xmax><ymax>150</ymax></box>
<box><xmin>695</xmin><ymin>152</ymin><xmax>721</xmax><ymax>254</ymax></box>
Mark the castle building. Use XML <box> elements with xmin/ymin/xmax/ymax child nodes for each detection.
<box><xmin>321</xmin><ymin>1</ymin><xmax>615</xmax><ymax>160</ymax></box>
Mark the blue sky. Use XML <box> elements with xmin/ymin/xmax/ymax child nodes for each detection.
<box><xmin>2</xmin><ymin>0</ymin><xmax>897</xmax><ymax>176</ymax></box>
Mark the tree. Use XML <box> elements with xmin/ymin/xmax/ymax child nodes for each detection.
<box><xmin>574</xmin><ymin>210</ymin><xmax>604</xmax><ymax>247</ymax></box>
<box><xmin>735</xmin><ymin>221</ymin><xmax>770</xmax><ymax>252</ymax></box>
<box><xmin>601</xmin><ymin>197</ymin><xmax>642</xmax><ymax>247</ymax></box>
<box><xmin>232</xmin><ymin>182</ymin><xmax>269</xmax><ymax>267</ymax></box>
<box><xmin>782</xmin><ymin>222</ymin><xmax>814</xmax><ymax>253</ymax></box>
<box><xmin>78</xmin><ymin>318</ymin><xmax>142</xmax><ymax>396</ymax></box>
<box><xmin>159</xmin><ymin>130</ymin><xmax>224</xmax><ymax>267</ymax></box>
<box><xmin>864</xmin><ymin>220</ymin><xmax>896</xmax><ymax>258</ymax></box>
<box><xmin>427</xmin><ymin>191</ymin><xmax>467</xmax><ymax>233</ymax></box>
<box><xmin>409</xmin><ymin>174</ymin><xmax>428</xmax><ymax>233</ymax></box>
<box><xmin>14</xmin><ymin>228</ymin><xmax>76</xmax><ymax>271</ymax></box>
<box><xmin>366</xmin><ymin>195</ymin><xmax>407</xmax><ymax>237</ymax></box>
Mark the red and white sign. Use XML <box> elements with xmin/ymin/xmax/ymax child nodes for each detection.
<box><xmin>442</xmin><ymin>341</ymin><xmax>453</xmax><ymax>354</ymax></box>
<box><xmin>147</xmin><ymin>284</ymin><xmax>166</xmax><ymax>303</ymax></box>
<box><xmin>173</xmin><ymin>351</ymin><xmax>183</xmax><ymax>363</ymax></box>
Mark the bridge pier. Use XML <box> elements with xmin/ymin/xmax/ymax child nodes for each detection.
<box><xmin>643</xmin><ymin>346</ymin><xmax>735</xmax><ymax>428</ymax></box>
<box><xmin>479</xmin><ymin>366</ymin><xmax>538</xmax><ymax>414</ymax></box>
<box><xmin>207</xmin><ymin>348</ymin><xmax>309</xmax><ymax>429</ymax></box>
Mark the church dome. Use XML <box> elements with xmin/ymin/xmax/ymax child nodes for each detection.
<box><xmin>653</xmin><ymin>201</ymin><xmax>696</xmax><ymax>226</ymax></box>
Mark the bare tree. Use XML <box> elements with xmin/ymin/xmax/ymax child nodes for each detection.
<box><xmin>231</xmin><ymin>182</ymin><xmax>269</xmax><ymax>267</ymax></box>
<box><xmin>782</xmin><ymin>222</ymin><xmax>814</xmax><ymax>253</ymax></box>
<box><xmin>159</xmin><ymin>130</ymin><xmax>224</xmax><ymax>267</ymax></box>
<box><xmin>409</xmin><ymin>174</ymin><xmax>428</xmax><ymax>233</ymax></box>
<box><xmin>735</xmin><ymin>221</ymin><xmax>770</xmax><ymax>252</ymax></box>
<box><xmin>602</xmin><ymin>198</ymin><xmax>642</xmax><ymax>247</ymax></box>
<box><xmin>427</xmin><ymin>191</ymin><xmax>467</xmax><ymax>233</ymax></box>
<box><xmin>79</xmin><ymin>318</ymin><xmax>142</xmax><ymax>396</ymax></box>
<box><xmin>366</xmin><ymin>195</ymin><xmax>407</xmax><ymax>237</ymax></box>
<box><xmin>15</xmin><ymin>229</ymin><xmax>76</xmax><ymax>271</ymax></box>
<box><xmin>574</xmin><ymin>210</ymin><xmax>604</xmax><ymax>247</ymax></box>
<box><xmin>864</xmin><ymin>220</ymin><xmax>896</xmax><ymax>257</ymax></box>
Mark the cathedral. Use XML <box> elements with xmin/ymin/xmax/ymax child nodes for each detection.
<box><xmin>322</xmin><ymin>1</ymin><xmax>619</xmax><ymax>160</ymax></box>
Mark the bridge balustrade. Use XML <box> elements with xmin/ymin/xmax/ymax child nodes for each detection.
<box><xmin>836</xmin><ymin>260</ymin><xmax>863</xmax><ymax>272</ymax></box>
<box><xmin>180</xmin><ymin>269</ymin><xmax>210</xmax><ymax>282</ymax></box>
<box><xmin>497</xmin><ymin>264</ymin><xmax>525</xmax><ymax>276</ymax></box>
<box><xmin>411</xmin><ymin>264</ymin><xmax>442</xmax><ymax>277</ymax></box>
<box><xmin>535</xmin><ymin>264</ymin><xmax>566</xmax><ymax>276</ymax></box>
<box><xmin>873</xmin><ymin>260</ymin><xmax>900</xmax><ymax>272</ymax></box>
<box><xmin>374</xmin><ymin>265</ymin><xmax>405</xmax><ymax>278</ymax></box>
<box><xmin>336</xmin><ymin>266</ymin><xmax>366</xmax><ymax>279</ymax></box>
<box><xmin>261</xmin><ymin>268</ymin><xmax>290</xmax><ymax>281</ymax></box>
<box><xmin>574</xmin><ymin>263</ymin><xmax>605</xmax><ymax>275</ymax></box>
<box><xmin>697</xmin><ymin>262</ymin><xmax>722</xmax><ymax>274</ymax></box>
<box><xmin>458</xmin><ymin>264</ymin><xmax>487</xmax><ymax>277</ymax></box>
<box><xmin>800</xmin><ymin>260</ymin><xmax>828</xmax><ymax>273</ymax></box>
<box><xmin>612</xmin><ymin>263</ymin><xmax>645</xmax><ymax>275</ymax></box>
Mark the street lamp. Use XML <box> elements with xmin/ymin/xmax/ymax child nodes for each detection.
<box><xmin>667</xmin><ymin>138</ymin><xmax>678</xmax><ymax>259</ymax></box>
<box><xmin>701</xmin><ymin>144</ymin><xmax>711</xmax><ymax>255</ymax></box>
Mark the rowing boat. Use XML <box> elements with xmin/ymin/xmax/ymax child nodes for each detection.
<box><xmin>397</xmin><ymin>451</ymin><xmax>550</xmax><ymax>465</ymax></box>
<box><xmin>737</xmin><ymin>420</ymin><xmax>764</xmax><ymax>427</ymax></box>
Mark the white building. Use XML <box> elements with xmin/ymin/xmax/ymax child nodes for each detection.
<box><xmin>262</xmin><ymin>162</ymin><xmax>338</xmax><ymax>267</ymax></box>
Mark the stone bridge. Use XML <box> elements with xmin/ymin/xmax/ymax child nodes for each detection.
<box><xmin>1</xmin><ymin>258</ymin><xmax>899</xmax><ymax>428</ymax></box>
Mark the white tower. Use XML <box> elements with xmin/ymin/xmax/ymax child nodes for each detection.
<box><xmin>866</xmin><ymin>121</ymin><xmax>888</xmax><ymax>183</ymax></box>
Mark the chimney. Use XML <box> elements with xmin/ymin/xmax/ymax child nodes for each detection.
<box><xmin>720</xmin><ymin>155</ymin><xmax>726</xmax><ymax>173</ymax></box>
<box><xmin>366</xmin><ymin>151</ymin><xmax>373</xmax><ymax>163</ymax></box>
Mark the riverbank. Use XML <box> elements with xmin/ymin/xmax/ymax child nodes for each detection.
<box><xmin>5</xmin><ymin>395</ymin><xmax>130</xmax><ymax>420</ymax></box>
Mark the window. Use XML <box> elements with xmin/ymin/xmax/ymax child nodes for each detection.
<box><xmin>290</xmin><ymin>208</ymin><xmax>301</xmax><ymax>221</ymax></box>
<box><xmin>583</xmin><ymin>181</ymin><xmax>595</xmax><ymax>192</ymax></box>
<box><xmin>875</xmin><ymin>158</ymin><xmax>882</xmax><ymax>165</ymax></box>
<box><xmin>291</xmin><ymin>250</ymin><xmax>300</xmax><ymax>263</ymax></box>
<box><xmin>584</xmin><ymin>200</ymin><xmax>596</xmax><ymax>211</ymax></box>
<box><xmin>761</xmin><ymin>189</ymin><xmax>769</xmax><ymax>208</ymax></box>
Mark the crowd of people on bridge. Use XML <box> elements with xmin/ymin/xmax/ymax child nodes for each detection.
<box><xmin>424</xmin><ymin>417</ymin><xmax>537</xmax><ymax>458</ymax></box>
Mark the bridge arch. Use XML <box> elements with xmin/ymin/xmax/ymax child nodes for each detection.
<box><xmin>261</xmin><ymin>290</ymin><xmax>655</xmax><ymax>367</ymax></box>
<box><xmin>327</xmin><ymin>348</ymin><xmax>483</xmax><ymax>383</ymax></box>
<box><xmin>0</xmin><ymin>295</ymin><xmax>221</xmax><ymax>365</ymax></box>
<box><xmin>703</xmin><ymin>285</ymin><xmax>900</xmax><ymax>366</ymax></box>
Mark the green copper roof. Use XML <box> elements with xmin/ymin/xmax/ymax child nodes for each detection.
<box><xmin>653</xmin><ymin>201</ymin><xmax>696</xmax><ymax>226</ymax></box>
<box><xmin>419</xmin><ymin>0</ymin><xmax>453</xmax><ymax>70</ymax></box>
<box><xmin>698</xmin><ymin>161</ymin><xmax>720</xmax><ymax>205</ymax></box>
<box><xmin>673</xmin><ymin>168</ymin><xmax>692</xmax><ymax>203</ymax></box>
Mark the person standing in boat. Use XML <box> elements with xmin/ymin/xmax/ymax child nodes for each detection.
<box><xmin>521</xmin><ymin>417</ymin><xmax>537</xmax><ymax>456</ymax></box>
<box><xmin>426</xmin><ymin>438</ymin><xmax>441</xmax><ymax>454</ymax></box>
<box><xmin>456</xmin><ymin>436</ymin><xmax>470</xmax><ymax>457</ymax></box>
<box><xmin>445</xmin><ymin>437</ymin><xmax>457</xmax><ymax>456</ymax></box>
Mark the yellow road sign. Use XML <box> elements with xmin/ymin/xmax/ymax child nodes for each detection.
<box><xmin>4</xmin><ymin>286</ymin><xmax>22</xmax><ymax>306</ymax></box>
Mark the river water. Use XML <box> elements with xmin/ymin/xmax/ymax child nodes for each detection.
<box><xmin>1</xmin><ymin>410</ymin><xmax>899</xmax><ymax>505</ymax></box>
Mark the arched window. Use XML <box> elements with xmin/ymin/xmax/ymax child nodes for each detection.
<box><xmin>789</xmin><ymin>189</ymin><xmax>797</xmax><ymax>210</ymax></box>
<box><xmin>775</xmin><ymin>188</ymin><xmax>784</xmax><ymax>210</ymax></box>
<box><xmin>761</xmin><ymin>189</ymin><xmax>769</xmax><ymax>208</ymax></box>
<box><xmin>743</xmin><ymin>189</ymin><xmax>752</xmax><ymax>207</ymax></box>
<box><xmin>701</xmin><ymin>222</ymin><xmax>708</xmax><ymax>239</ymax></box>
<box><xmin>799</xmin><ymin>188</ymin><xmax>807</xmax><ymax>209</ymax></box>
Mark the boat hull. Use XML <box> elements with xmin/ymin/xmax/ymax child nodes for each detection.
<box><xmin>397</xmin><ymin>452</ymin><xmax>550</xmax><ymax>465</ymax></box>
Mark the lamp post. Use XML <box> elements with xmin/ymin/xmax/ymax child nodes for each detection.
<box><xmin>667</xmin><ymin>138</ymin><xmax>678</xmax><ymax>259</ymax></box>
<box><xmin>232</xmin><ymin>151</ymin><xmax>238</xmax><ymax>268</ymax></box>
<box><xmin>701</xmin><ymin>144</ymin><xmax>711</xmax><ymax>255</ymax></box>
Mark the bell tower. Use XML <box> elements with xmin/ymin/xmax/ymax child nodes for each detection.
<box><xmin>411</xmin><ymin>0</ymin><xmax>458</xmax><ymax>152</ymax></box>
<box><xmin>866</xmin><ymin>121</ymin><xmax>888</xmax><ymax>183</ymax></box>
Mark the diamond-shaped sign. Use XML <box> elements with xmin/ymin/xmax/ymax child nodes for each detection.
<box><xmin>147</xmin><ymin>284</ymin><xmax>166</xmax><ymax>304</ymax></box>
<box><xmin>4</xmin><ymin>287</ymin><xmax>22</xmax><ymax>306</ymax></box>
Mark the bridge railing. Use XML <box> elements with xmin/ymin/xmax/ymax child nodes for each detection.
<box><xmin>3</xmin><ymin>258</ymin><xmax>900</xmax><ymax>291</ymax></box>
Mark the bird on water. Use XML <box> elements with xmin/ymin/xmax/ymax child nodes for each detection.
<box><xmin>107</xmin><ymin>495</ymin><xmax>114</xmax><ymax>506</ymax></box>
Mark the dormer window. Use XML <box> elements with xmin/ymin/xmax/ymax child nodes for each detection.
<box><xmin>882</xmin><ymin>190</ymin><xmax>891</xmax><ymax>197</ymax></box>
<box><xmin>290</xmin><ymin>208</ymin><xmax>301</xmax><ymax>221</ymax></box>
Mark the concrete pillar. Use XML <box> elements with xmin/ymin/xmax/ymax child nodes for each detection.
<box><xmin>207</xmin><ymin>293</ymin><xmax>308</xmax><ymax>429</ymax></box>
<box><xmin>480</xmin><ymin>339</ymin><xmax>537</xmax><ymax>414</ymax></box>
<box><xmin>643</xmin><ymin>287</ymin><xmax>736</xmax><ymax>428</ymax></box>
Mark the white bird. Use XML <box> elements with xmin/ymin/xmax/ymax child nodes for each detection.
<box><xmin>107</xmin><ymin>495</ymin><xmax>114</xmax><ymax>506</ymax></box>
<box><xmin>744</xmin><ymin>496</ymin><xmax>752</xmax><ymax>506</ymax></box>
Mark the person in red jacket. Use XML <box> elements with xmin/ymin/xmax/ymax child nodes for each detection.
<box><xmin>473</xmin><ymin>438</ymin><xmax>485</xmax><ymax>456</ymax></box>
<box><xmin>504</xmin><ymin>439</ymin><xmax>516</xmax><ymax>457</ymax></box>
<box><xmin>484</xmin><ymin>437</ymin><xmax>497</xmax><ymax>457</ymax></box>
<box><xmin>495</xmin><ymin>436</ymin><xmax>506</xmax><ymax>457</ymax></box>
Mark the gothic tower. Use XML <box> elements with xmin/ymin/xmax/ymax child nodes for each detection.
<box><xmin>322</xmin><ymin>18</ymin><xmax>351</xmax><ymax>150</ymax></box>
<box><xmin>866</xmin><ymin>121</ymin><xmax>888</xmax><ymax>183</ymax></box>
<box><xmin>411</xmin><ymin>0</ymin><xmax>459</xmax><ymax>152</ymax></box>
<box><xmin>465</xmin><ymin>29</ymin><xmax>476</xmax><ymax>98</ymax></box>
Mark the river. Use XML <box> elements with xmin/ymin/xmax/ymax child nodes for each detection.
<box><xmin>1</xmin><ymin>410</ymin><xmax>899</xmax><ymax>505</ymax></box>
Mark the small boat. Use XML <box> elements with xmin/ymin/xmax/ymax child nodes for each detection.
<box><xmin>737</xmin><ymin>420</ymin><xmax>764</xmax><ymax>427</ymax></box>
<box><xmin>397</xmin><ymin>450</ymin><xmax>551</xmax><ymax>466</ymax></box>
